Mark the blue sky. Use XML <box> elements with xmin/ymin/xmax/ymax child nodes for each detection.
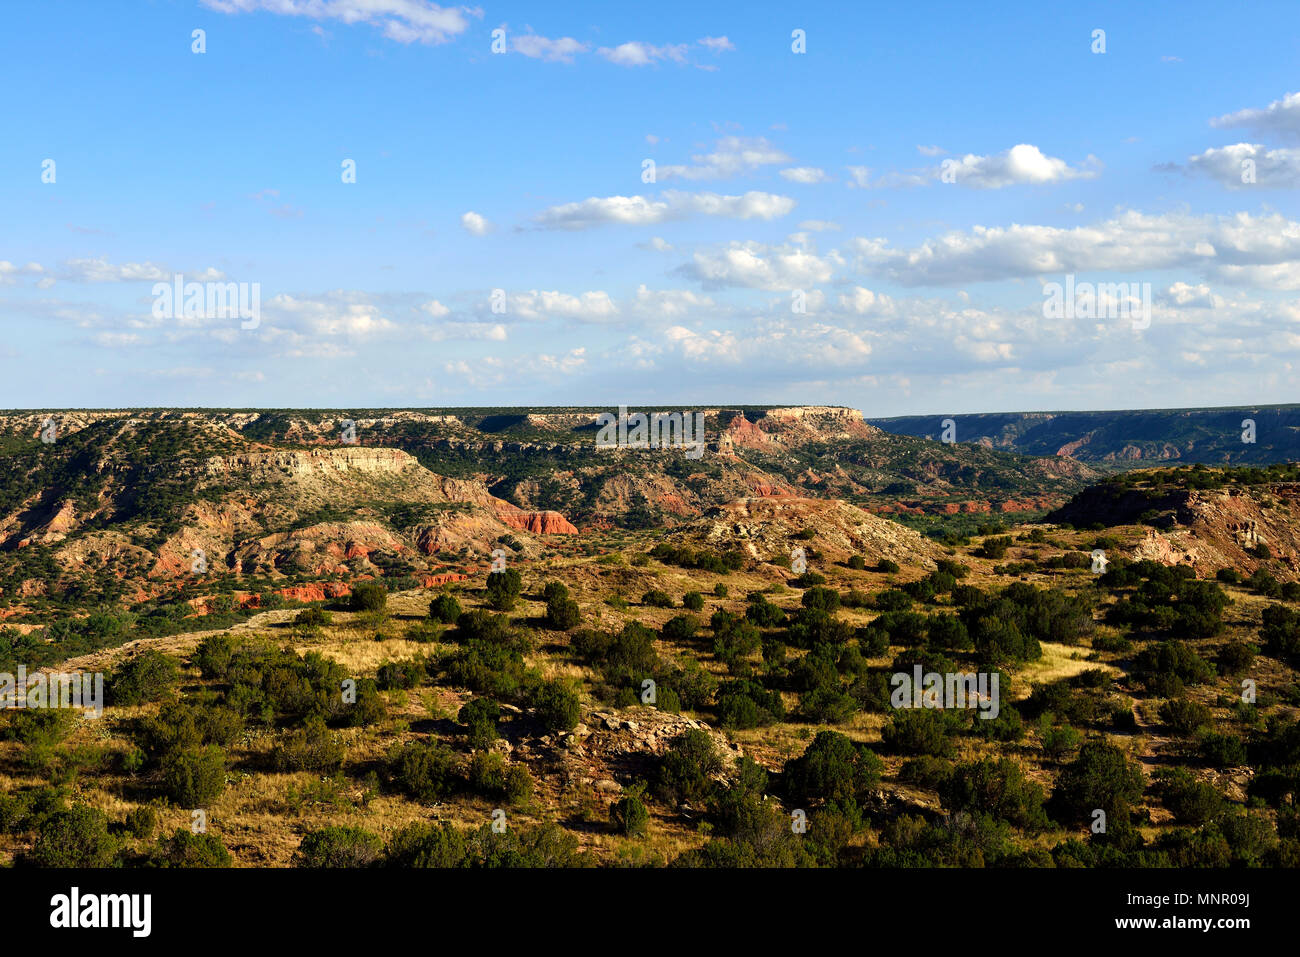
<box><xmin>3</xmin><ymin>0</ymin><xmax>1300</xmax><ymax>414</ymax></box>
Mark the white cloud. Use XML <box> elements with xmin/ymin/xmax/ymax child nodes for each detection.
<box><xmin>847</xmin><ymin>209</ymin><xmax>1300</xmax><ymax>287</ymax></box>
<box><xmin>1211</xmin><ymin>91</ymin><xmax>1300</xmax><ymax>139</ymax></box>
<box><xmin>533</xmin><ymin>189</ymin><xmax>795</xmax><ymax>229</ymax></box>
<box><xmin>680</xmin><ymin>240</ymin><xmax>839</xmax><ymax>290</ymax></box>
<box><xmin>658</xmin><ymin>136</ymin><xmax>791</xmax><ymax>181</ymax></box>
<box><xmin>845</xmin><ymin>165</ymin><xmax>928</xmax><ymax>189</ymax></box>
<box><xmin>780</xmin><ymin>166</ymin><xmax>829</xmax><ymax>184</ymax></box>
<box><xmin>916</xmin><ymin>145</ymin><xmax>945</xmax><ymax>157</ymax></box>
<box><xmin>698</xmin><ymin>36</ymin><xmax>735</xmax><ymax>53</ymax></box>
<box><xmin>1185</xmin><ymin>143</ymin><xmax>1300</xmax><ymax>188</ymax></box>
<box><xmin>199</xmin><ymin>0</ymin><xmax>482</xmax><ymax>45</ymax></box>
<box><xmin>512</xmin><ymin>33</ymin><xmax>587</xmax><ymax>61</ymax></box>
<box><xmin>597</xmin><ymin>41</ymin><xmax>687</xmax><ymax>66</ymax></box>
<box><xmin>0</xmin><ymin>261</ymin><xmax>46</xmax><ymax>285</ymax></box>
<box><xmin>266</xmin><ymin>292</ymin><xmax>397</xmax><ymax>337</ymax></box>
<box><xmin>460</xmin><ymin>211</ymin><xmax>492</xmax><ymax>235</ymax></box>
<box><xmin>939</xmin><ymin>144</ymin><xmax>1101</xmax><ymax>188</ymax></box>
<box><xmin>507</xmin><ymin>290</ymin><xmax>619</xmax><ymax>322</ymax></box>
<box><xmin>631</xmin><ymin>285</ymin><xmax>715</xmax><ymax>319</ymax></box>
<box><xmin>838</xmin><ymin>286</ymin><xmax>896</xmax><ymax>316</ymax></box>
<box><xmin>60</xmin><ymin>258</ymin><xmax>174</xmax><ymax>282</ymax></box>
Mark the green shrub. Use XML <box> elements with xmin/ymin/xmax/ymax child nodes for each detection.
<box><xmin>161</xmin><ymin>746</ymin><xmax>226</xmax><ymax>806</ymax></box>
<box><xmin>656</xmin><ymin>730</ymin><xmax>722</xmax><ymax>806</ymax></box>
<box><xmin>25</xmin><ymin>805</ymin><xmax>119</xmax><ymax>867</ymax></box>
<box><xmin>458</xmin><ymin>697</ymin><xmax>501</xmax><ymax>750</ymax></box>
<box><xmin>544</xmin><ymin>596</ymin><xmax>581</xmax><ymax>630</ymax></box>
<box><xmin>1153</xmin><ymin>768</ymin><xmax>1226</xmax><ymax>826</ymax></box>
<box><xmin>939</xmin><ymin>757</ymin><xmax>1049</xmax><ymax>830</ymax></box>
<box><xmin>642</xmin><ymin>589</ymin><xmax>674</xmax><ymax>608</ymax></box>
<box><xmin>295</xmin><ymin>607</ymin><xmax>333</xmax><ymax>628</ymax></box>
<box><xmin>108</xmin><ymin>650</ymin><xmax>179</xmax><ymax>706</ymax></box>
<box><xmin>1198</xmin><ymin>730</ymin><xmax>1248</xmax><ymax>767</ymax></box>
<box><xmin>531</xmin><ymin>680</ymin><xmax>581</xmax><ymax>732</ymax></box>
<box><xmin>610</xmin><ymin>790</ymin><xmax>650</xmax><ymax>836</ymax></box>
<box><xmin>1159</xmin><ymin>698</ymin><xmax>1212</xmax><ymax>736</ymax></box>
<box><xmin>783</xmin><ymin>731</ymin><xmax>883</xmax><ymax>809</ymax></box>
<box><xmin>272</xmin><ymin>716</ymin><xmax>346</xmax><ymax>772</ymax></box>
<box><xmin>683</xmin><ymin>591</ymin><xmax>705</xmax><ymax>611</ymax></box>
<box><xmin>468</xmin><ymin>751</ymin><xmax>508</xmax><ymax>793</ymax></box>
<box><xmin>661</xmin><ymin>614</ymin><xmax>699</xmax><ymax>642</ymax></box>
<box><xmin>429</xmin><ymin>593</ymin><xmax>461</xmax><ymax>624</ymax></box>
<box><xmin>154</xmin><ymin>828</ymin><xmax>232</xmax><ymax>867</ymax></box>
<box><xmin>391</xmin><ymin>741</ymin><xmax>460</xmax><ymax>803</ymax></box>
<box><xmin>882</xmin><ymin>708</ymin><xmax>955</xmax><ymax>757</ymax></box>
<box><xmin>193</xmin><ymin>635</ymin><xmax>234</xmax><ymax>679</ymax></box>
<box><xmin>349</xmin><ymin>582</ymin><xmax>388</xmax><ymax>613</ymax></box>
<box><xmin>294</xmin><ymin>825</ymin><xmax>384</xmax><ymax>867</ymax></box>
<box><xmin>486</xmin><ymin>568</ymin><xmax>523</xmax><ymax>611</ymax></box>
<box><xmin>504</xmin><ymin>765</ymin><xmax>534</xmax><ymax>807</ymax></box>
<box><xmin>1049</xmin><ymin>741</ymin><xmax>1145</xmax><ymax>825</ymax></box>
<box><xmin>124</xmin><ymin>805</ymin><xmax>158</xmax><ymax>839</ymax></box>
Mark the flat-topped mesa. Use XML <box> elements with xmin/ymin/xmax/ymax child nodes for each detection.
<box><xmin>714</xmin><ymin>406</ymin><xmax>878</xmax><ymax>451</ymax></box>
<box><xmin>760</xmin><ymin>405</ymin><xmax>865</xmax><ymax>423</ymax></box>
<box><xmin>203</xmin><ymin>446</ymin><xmax>417</xmax><ymax>478</ymax></box>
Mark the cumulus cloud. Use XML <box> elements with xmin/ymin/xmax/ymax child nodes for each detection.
<box><xmin>199</xmin><ymin>0</ymin><xmax>482</xmax><ymax>45</ymax></box>
<box><xmin>1211</xmin><ymin>91</ymin><xmax>1300</xmax><ymax>139</ymax></box>
<box><xmin>1185</xmin><ymin>143</ymin><xmax>1300</xmax><ymax>188</ymax></box>
<box><xmin>847</xmin><ymin>209</ymin><xmax>1300</xmax><ymax>287</ymax></box>
<box><xmin>843</xmin><ymin>146</ymin><xmax>1097</xmax><ymax>190</ymax></box>
<box><xmin>460</xmin><ymin>211</ymin><xmax>491</xmax><ymax>235</ymax></box>
<box><xmin>698</xmin><ymin>36</ymin><xmax>735</xmax><ymax>53</ymax></box>
<box><xmin>60</xmin><ymin>258</ymin><xmax>179</xmax><ymax>282</ymax></box>
<box><xmin>779</xmin><ymin>166</ymin><xmax>830</xmax><ymax>184</ymax></box>
<box><xmin>511</xmin><ymin>32</ymin><xmax>587</xmax><ymax>61</ymax></box>
<box><xmin>533</xmin><ymin>190</ymin><xmax>795</xmax><ymax>229</ymax></box>
<box><xmin>0</xmin><ymin>261</ymin><xmax>46</xmax><ymax>285</ymax></box>
<box><xmin>506</xmin><ymin>290</ymin><xmax>619</xmax><ymax>322</ymax></box>
<box><xmin>679</xmin><ymin>240</ymin><xmax>840</xmax><ymax>290</ymax></box>
<box><xmin>597</xmin><ymin>41</ymin><xmax>687</xmax><ymax>66</ymax></box>
<box><xmin>631</xmin><ymin>285</ymin><xmax>716</xmax><ymax>319</ymax></box>
<box><xmin>845</xmin><ymin>165</ymin><xmax>928</xmax><ymax>189</ymax></box>
<box><xmin>265</xmin><ymin>292</ymin><xmax>397</xmax><ymax>338</ymax></box>
<box><xmin>657</xmin><ymin>136</ymin><xmax>791</xmax><ymax>181</ymax></box>
<box><xmin>937</xmin><ymin>144</ymin><xmax>1101</xmax><ymax>188</ymax></box>
<box><xmin>838</xmin><ymin>286</ymin><xmax>896</xmax><ymax>316</ymax></box>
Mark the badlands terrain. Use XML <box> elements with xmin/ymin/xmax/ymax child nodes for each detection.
<box><xmin>1</xmin><ymin>406</ymin><xmax>1299</xmax><ymax>868</ymax></box>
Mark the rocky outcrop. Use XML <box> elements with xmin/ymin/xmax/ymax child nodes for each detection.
<box><xmin>692</xmin><ymin>495</ymin><xmax>941</xmax><ymax>568</ymax></box>
<box><xmin>203</xmin><ymin>447</ymin><xmax>417</xmax><ymax>479</ymax></box>
<box><xmin>493</xmin><ymin>506</ymin><xmax>578</xmax><ymax>535</ymax></box>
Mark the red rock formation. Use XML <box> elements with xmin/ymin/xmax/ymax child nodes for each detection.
<box><xmin>494</xmin><ymin>507</ymin><xmax>578</xmax><ymax>535</ymax></box>
<box><xmin>421</xmin><ymin>572</ymin><xmax>470</xmax><ymax>588</ymax></box>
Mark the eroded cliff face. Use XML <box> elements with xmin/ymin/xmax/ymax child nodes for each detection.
<box><xmin>691</xmin><ymin>495</ymin><xmax>942</xmax><ymax>568</ymax></box>
<box><xmin>203</xmin><ymin>446</ymin><xmax>417</xmax><ymax>479</ymax></box>
<box><xmin>1054</xmin><ymin>482</ymin><xmax>1300</xmax><ymax>579</ymax></box>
